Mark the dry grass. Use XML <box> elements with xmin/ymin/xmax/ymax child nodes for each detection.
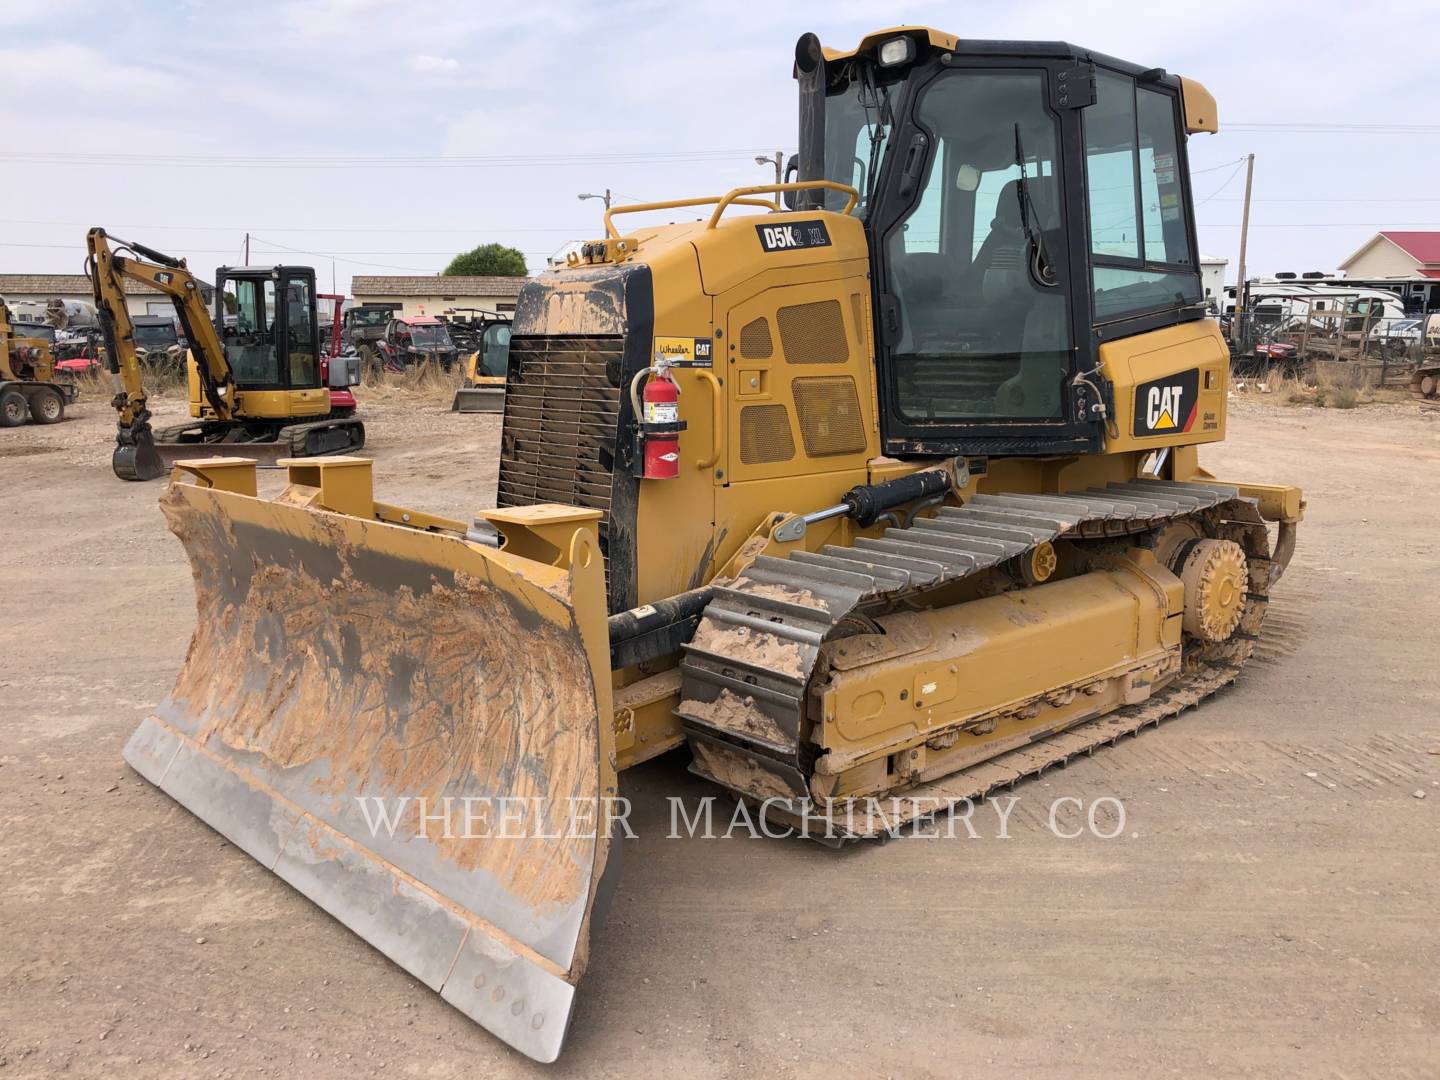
<box><xmin>358</xmin><ymin>358</ymin><xmax>466</xmax><ymax>403</ymax></box>
<box><xmin>1237</xmin><ymin>362</ymin><xmax>1407</xmax><ymax>409</ymax></box>
<box><xmin>65</xmin><ymin>358</ymin><xmax>467</xmax><ymax>406</ymax></box>
<box><xmin>68</xmin><ymin>362</ymin><xmax>189</xmax><ymax>400</ymax></box>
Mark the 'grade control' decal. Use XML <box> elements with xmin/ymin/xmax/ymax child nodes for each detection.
<box><xmin>1132</xmin><ymin>368</ymin><xmax>1200</xmax><ymax>437</ymax></box>
<box><xmin>756</xmin><ymin>220</ymin><xmax>831</xmax><ymax>252</ymax></box>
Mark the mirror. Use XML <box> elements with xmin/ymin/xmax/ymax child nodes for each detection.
<box><xmin>782</xmin><ymin>154</ymin><xmax>800</xmax><ymax>209</ymax></box>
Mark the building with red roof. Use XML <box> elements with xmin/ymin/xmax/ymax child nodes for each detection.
<box><xmin>1339</xmin><ymin>231</ymin><xmax>1440</xmax><ymax>281</ymax></box>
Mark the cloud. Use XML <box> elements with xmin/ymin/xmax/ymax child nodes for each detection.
<box><xmin>0</xmin><ymin>0</ymin><xmax>83</xmax><ymax>27</ymax></box>
<box><xmin>0</xmin><ymin>43</ymin><xmax>184</xmax><ymax>102</ymax></box>
<box><xmin>408</xmin><ymin>54</ymin><xmax>461</xmax><ymax>74</ymax></box>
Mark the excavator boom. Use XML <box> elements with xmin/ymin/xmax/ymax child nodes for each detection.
<box><xmin>86</xmin><ymin>228</ymin><xmax>237</xmax><ymax>479</ymax></box>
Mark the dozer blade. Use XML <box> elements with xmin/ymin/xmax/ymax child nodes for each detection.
<box><xmin>451</xmin><ymin>387</ymin><xmax>506</xmax><ymax>413</ymax></box>
<box><xmin>123</xmin><ymin>460</ymin><xmax>616</xmax><ymax>1062</ymax></box>
<box><xmin>452</xmin><ymin>377</ymin><xmax>506</xmax><ymax>413</ymax></box>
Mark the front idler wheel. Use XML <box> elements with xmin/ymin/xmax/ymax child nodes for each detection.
<box><xmin>1177</xmin><ymin>538</ymin><xmax>1249</xmax><ymax>643</ymax></box>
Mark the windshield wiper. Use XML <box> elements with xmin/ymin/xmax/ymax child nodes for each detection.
<box><xmin>1012</xmin><ymin>124</ymin><xmax>1057</xmax><ymax>288</ymax></box>
<box><xmin>858</xmin><ymin>67</ymin><xmax>893</xmax><ymax>213</ymax></box>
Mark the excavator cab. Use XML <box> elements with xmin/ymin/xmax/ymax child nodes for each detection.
<box><xmin>208</xmin><ymin>265</ymin><xmax>338</xmax><ymax>412</ymax></box>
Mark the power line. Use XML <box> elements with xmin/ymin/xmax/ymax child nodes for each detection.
<box><xmin>1188</xmin><ymin>157</ymin><xmax>1249</xmax><ymax>174</ymax></box>
<box><xmin>0</xmin><ymin>218</ymin><xmax>592</xmax><ymax>234</ymax></box>
<box><xmin>0</xmin><ymin>148</ymin><xmax>789</xmax><ymax>170</ymax></box>
<box><xmin>1195</xmin><ymin>159</ymin><xmax>1248</xmax><ymax>206</ymax></box>
<box><xmin>1197</xmin><ymin>221</ymin><xmax>1440</xmax><ymax>228</ymax></box>
<box><xmin>0</xmin><ymin>239</ymin><xmax>556</xmax><ymax>256</ymax></box>
<box><xmin>0</xmin><ymin>148</ymin><xmax>780</xmax><ymax>163</ymax></box>
<box><xmin>1204</xmin><ymin>197</ymin><xmax>1440</xmax><ymax>204</ymax></box>
<box><xmin>0</xmin><ymin>239</ymin><xmax>558</xmax><ymax>277</ymax></box>
<box><xmin>1226</xmin><ymin>122</ymin><xmax>1440</xmax><ymax>134</ymax></box>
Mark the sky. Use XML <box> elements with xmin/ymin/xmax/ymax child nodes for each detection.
<box><xmin>1</xmin><ymin>0</ymin><xmax>1435</xmax><ymax>294</ymax></box>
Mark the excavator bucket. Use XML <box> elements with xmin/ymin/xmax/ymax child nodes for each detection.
<box><xmin>113</xmin><ymin>428</ymin><xmax>166</xmax><ymax>481</ymax></box>
<box><xmin>123</xmin><ymin>457</ymin><xmax>617</xmax><ymax>1062</ymax></box>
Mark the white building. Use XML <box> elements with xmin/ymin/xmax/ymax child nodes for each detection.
<box><xmin>0</xmin><ymin>273</ymin><xmax>214</xmax><ymax>319</ymax></box>
<box><xmin>1199</xmin><ymin>254</ymin><xmax>1228</xmax><ymax>314</ymax></box>
<box><xmin>350</xmin><ymin>275</ymin><xmax>527</xmax><ymax>318</ymax></box>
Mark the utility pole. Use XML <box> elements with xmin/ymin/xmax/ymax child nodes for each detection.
<box><xmin>578</xmin><ymin>189</ymin><xmax>612</xmax><ymax>210</ymax></box>
<box><xmin>244</xmin><ymin>231</ymin><xmax>250</xmax><ymax>265</ymax></box>
<box><xmin>755</xmin><ymin>151</ymin><xmax>783</xmax><ymax>185</ymax></box>
<box><xmin>1230</xmin><ymin>153</ymin><xmax>1254</xmax><ymax>345</ymax></box>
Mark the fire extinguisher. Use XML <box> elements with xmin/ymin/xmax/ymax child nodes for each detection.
<box><xmin>630</xmin><ymin>357</ymin><xmax>687</xmax><ymax>479</ymax></box>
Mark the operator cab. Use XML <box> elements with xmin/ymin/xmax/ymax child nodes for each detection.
<box><xmin>213</xmin><ymin>265</ymin><xmax>320</xmax><ymax>390</ymax></box>
<box><xmin>797</xmin><ymin>29</ymin><xmax>1208</xmax><ymax>456</ymax></box>
<box><xmin>478</xmin><ymin>321</ymin><xmax>512</xmax><ymax>377</ymax></box>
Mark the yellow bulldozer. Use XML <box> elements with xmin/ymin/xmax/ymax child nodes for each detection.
<box><xmin>122</xmin><ymin>28</ymin><xmax>1303</xmax><ymax>1062</ymax></box>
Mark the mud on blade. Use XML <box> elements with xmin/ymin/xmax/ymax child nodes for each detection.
<box><xmin>124</xmin><ymin>464</ymin><xmax>616</xmax><ymax>1062</ymax></box>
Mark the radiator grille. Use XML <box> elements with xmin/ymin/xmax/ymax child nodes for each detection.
<box><xmin>739</xmin><ymin>404</ymin><xmax>796</xmax><ymax>464</ymax></box>
<box><xmin>739</xmin><ymin>316</ymin><xmax>774</xmax><ymax>359</ymax></box>
<box><xmin>777</xmin><ymin>299</ymin><xmax>848</xmax><ymax>364</ymax></box>
<box><xmin>497</xmin><ymin>334</ymin><xmax>622</xmax><ymax>553</ymax></box>
<box><xmin>792</xmin><ymin>376</ymin><xmax>867</xmax><ymax>457</ymax></box>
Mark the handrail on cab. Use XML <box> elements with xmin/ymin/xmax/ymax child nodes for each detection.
<box><xmin>603</xmin><ymin>195</ymin><xmax>778</xmax><ymax>239</ymax></box>
<box><xmin>600</xmin><ymin>181</ymin><xmax>861</xmax><ymax>238</ymax></box>
<box><xmin>704</xmin><ymin>181</ymin><xmax>860</xmax><ymax>229</ymax></box>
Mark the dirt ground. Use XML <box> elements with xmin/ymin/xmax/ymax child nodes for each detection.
<box><xmin>2</xmin><ymin>390</ymin><xmax>1437</xmax><ymax>1079</ymax></box>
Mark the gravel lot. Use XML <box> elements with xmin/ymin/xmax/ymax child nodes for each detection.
<box><xmin>2</xmin><ymin>391</ymin><xmax>1437</xmax><ymax>1078</ymax></box>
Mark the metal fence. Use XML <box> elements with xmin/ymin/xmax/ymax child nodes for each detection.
<box><xmin>1223</xmin><ymin>301</ymin><xmax>1431</xmax><ymax>386</ymax></box>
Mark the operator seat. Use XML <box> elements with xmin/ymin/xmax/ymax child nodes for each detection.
<box><xmin>973</xmin><ymin>178</ymin><xmax>1056</xmax><ymax>311</ymax></box>
<box><xmin>974</xmin><ymin>177</ymin><xmax>1067</xmax><ymax>416</ymax></box>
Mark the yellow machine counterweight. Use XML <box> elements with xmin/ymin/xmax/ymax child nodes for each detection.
<box><xmin>120</xmin><ymin>28</ymin><xmax>1303</xmax><ymax>1062</ymax></box>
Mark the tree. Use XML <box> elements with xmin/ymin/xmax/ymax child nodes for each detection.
<box><xmin>442</xmin><ymin>243</ymin><xmax>528</xmax><ymax>277</ymax></box>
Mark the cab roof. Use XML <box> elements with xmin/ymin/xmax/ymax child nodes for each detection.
<box><xmin>809</xmin><ymin>27</ymin><xmax>1216</xmax><ymax>133</ymax></box>
<box><xmin>820</xmin><ymin>25</ymin><xmax>958</xmax><ymax>62</ymax></box>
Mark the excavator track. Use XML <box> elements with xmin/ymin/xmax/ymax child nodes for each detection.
<box><xmin>149</xmin><ymin>417</ymin><xmax>366</xmax><ymax>461</ymax></box>
<box><xmin>275</xmin><ymin>417</ymin><xmax>366</xmax><ymax>456</ymax></box>
<box><xmin>677</xmin><ymin>478</ymin><xmax>1276</xmax><ymax>841</ymax></box>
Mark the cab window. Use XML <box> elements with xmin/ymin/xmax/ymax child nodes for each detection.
<box><xmin>220</xmin><ymin>278</ymin><xmax>280</xmax><ymax>385</ymax></box>
<box><xmin>1084</xmin><ymin>70</ymin><xmax>1201</xmax><ymax>322</ymax></box>
<box><xmin>881</xmin><ymin>68</ymin><xmax>1071</xmax><ymax>423</ymax></box>
<box><xmin>480</xmin><ymin>322</ymin><xmax>512</xmax><ymax>376</ymax></box>
<box><xmin>285</xmin><ymin>278</ymin><xmax>317</xmax><ymax>387</ymax></box>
